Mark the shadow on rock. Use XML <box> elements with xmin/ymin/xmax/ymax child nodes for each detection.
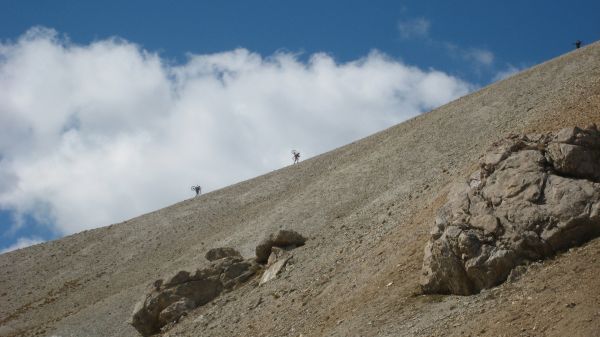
<box><xmin>421</xmin><ymin>125</ymin><xmax>600</xmax><ymax>295</ymax></box>
<box><xmin>130</xmin><ymin>229</ymin><xmax>307</xmax><ymax>336</ymax></box>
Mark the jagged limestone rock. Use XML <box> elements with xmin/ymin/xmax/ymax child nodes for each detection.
<box><xmin>259</xmin><ymin>247</ymin><xmax>292</xmax><ymax>285</ymax></box>
<box><xmin>158</xmin><ymin>297</ymin><xmax>195</xmax><ymax>327</ymax></box>
<box><xmin>131</xmin><ymin>232</ymin><xmax>307</xmax><ymax>335</ymax></box>
<box><xmin>130</xmin><ymin>256</ymin><xmax>260</xmax><ymax>336</ymax></box>
<box><xmin>255</xmin><ymin>229</ymin><xmax>306</xmax><ymax>263</ymax></box>
<box><xmin>421</xmin><ymin>125</ymin><xmax>600</xmax><ymax>295</ymax></box>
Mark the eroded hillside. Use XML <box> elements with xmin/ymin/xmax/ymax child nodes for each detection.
<box><xmin>1</xmin><ymin>42</ymin><xmax>599</xmax><ymax>337</ymax></box>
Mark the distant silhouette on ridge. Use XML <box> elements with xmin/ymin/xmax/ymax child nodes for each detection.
<box><xmin>191</xmin><ymin>185</ymin><xmax>202</xmax><ymax>196</ymax></box>
<box><xmin>292</xmin><ymin>150</ymin><xmax>300</xmax><ymax>164</ymax></box>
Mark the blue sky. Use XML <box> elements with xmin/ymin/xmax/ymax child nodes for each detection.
<box><xmin>1</xmin><ymin>0</ymin><xmax>599</xmax><ymax>253</ymax></box>
<box><xmin>3</xmin><ymin>0</ymin><xmax>599</xmax><ymax>83</ymax></box>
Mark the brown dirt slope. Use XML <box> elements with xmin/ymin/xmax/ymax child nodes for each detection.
<box><xmin>1</xmin><ymin>42</ymin><xmax>599</xmax><ymax>337</ymax></box>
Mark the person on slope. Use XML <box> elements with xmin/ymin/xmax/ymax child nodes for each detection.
<box><xmin>191</xmin><ymin>185</ymin><xmax>202</xmax><ymax>196</ymax></box>
<box><xmin>292</xmin><ymin>150</ymin><xmax>300</xmax><ymax>164</ymax></box>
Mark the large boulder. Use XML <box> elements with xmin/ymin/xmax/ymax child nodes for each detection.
<box><xmin>130</xmin><ymin>256</ymin><xmax>260</xmax><ymax>336</ymax></box>
<box><xmin>421</xmin><ymin>125</ymin><xmax>600</xmax><ymax>295</ymax></box>
<box><xmin>255</xmin><ymin>229</ymin><xmax>306</xmax><ymax>263</ymax></box>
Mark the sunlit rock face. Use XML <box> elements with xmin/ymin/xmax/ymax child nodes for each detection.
<box><xmin>421</xmin><ymin>125</ymin><xmax>600</xmax><ymax>295</ymax></box>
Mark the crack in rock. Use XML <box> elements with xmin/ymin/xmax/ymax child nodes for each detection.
<box><xmin>421</xmin><ymin>124</ymin><xmax>600</xmax><ymax>295</ymax></box>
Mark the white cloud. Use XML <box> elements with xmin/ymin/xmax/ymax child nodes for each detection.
<box><xmin>464</xmin><ymin>48</ymin><xmax>494</xmax><ymax>66</ymax></box>
<box><xmin>493</xmin><ymin>64</ymin><xmax>524</xmax><ymax>82</ymax></box>
<box><xmin>398</xmin><ymin>18</ymin><xmax>431</xmax><ymax>39</ymax></box>
<box><xmin>0</xmin><ymin>236</ymin><xmax>43</xmax><ymax>254</ymax></box>
<box><xmin>440</xmin><ymin>43</ymin><xmax>495</xmax><ymax>73</ymax></box>
<box><xmin>0</xmin><ymin>27</ymin><xmax>473</xmax><ymax>236</ymax></box>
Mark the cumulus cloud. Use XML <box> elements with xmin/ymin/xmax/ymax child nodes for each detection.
<box><xmin>0</xmin><ymin>236</ymin><xmax>43</xmax><ymax>254</ymax></box>
<box><xmin>398</xmin><ymin>18</ymin><xmax>431</xmax><ymax>39</ymax></box>
<box><xmin>0</xmin><ymin>27</ymin><xmax>472</xmax><ymax>236</ymax></box>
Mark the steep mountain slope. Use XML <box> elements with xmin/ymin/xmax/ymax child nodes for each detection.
<box><xmin>1</xmin><ymin>42</ymin><xmax>599</xmax><ymax>337</ymax></box>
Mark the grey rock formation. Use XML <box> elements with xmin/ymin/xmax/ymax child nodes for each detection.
<box><xmin>259</xmin><ymin>247</ymin><xmax>292</xmax><ymax>285</ymax></box>
<box><xmin>158</xmin><ymin>298</ymin><xmax>194</xmax><ymax>327</ymax></box>
<box><xmin>205</xmin><ymin>247</ymin><xmax>241</xmax><ymax>261</ymax></box>
<box><xmin>421</xmin><ymin>125</ymin><xmax>600</xmax><ymax>295</ymax></box>
<box><xmin>130</xmin><ymin>256</ymin><xmax>260</xmax><ymax>336</ymax></box>
<box><xmin>255</xmin><ymin>229</ymin><xmax>306</xmax><ymax>263</ymax></box>
<box><xmin>130</xmin><ymin>231</ymin><xmax>308</xmax><ymax>336</ymax></box>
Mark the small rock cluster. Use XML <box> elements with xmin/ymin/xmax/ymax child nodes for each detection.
<box><xmin>260</xmin><ymin>247</ymin><xmax>293</xmax><ymax>285</ymax></box>
<box><xmin>255</xmin><ymin>229</ymin><xmax>306</xmax><ymax>263</ymax></box>
<box><xmin>421</xmin><ymin>125</ymin><xmax>600</xmax><ymax>295</ymax></box>
<box><xmin>255</xmin><ymin>229</ymin><xmax>306</xmax><ymax>285</ymax></box>
<box><xmin>129</xmin><ymin>230</ymin><xmax>306</xmax><ymax>336</ymax></box>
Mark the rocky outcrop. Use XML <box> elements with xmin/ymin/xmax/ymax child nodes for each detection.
<box><xmin>259</xmin><ymin>247</ymin><xmax>292</xmax><ymax>285</ymax></box>
<box><xmin>131</xmin><ymin>229</ymin><xmax>308</xmax><ymax>336</ymax></box>
<box><xmin>255</xmin><ymin>229</ymin><xmax>306</xmax><ymax>263</ymax></box>
<box><xmin>421</xmin><ymin>125</ymin><xmax>600</xmax><ymax>295</ymax></box>
<box><xmin>129</xmin><ymin>253</ymin><xmax>260</xmax><ymax>336</ymax></box>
